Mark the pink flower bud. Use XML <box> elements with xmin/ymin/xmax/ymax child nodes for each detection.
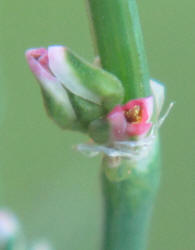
<box><xmin>107</xmin><ymin>96</ymin><xmax>153</xmax><ymax>140</ymax></box>
<box><xmin>25</xmin><ymin>46</ymin><xmax>124</xmax><ymax>131</ymax></box>
<box><xmin>25</xmin><ymin>48</ymin><xmax>57</xmax><ymax>85</ymax></box>
<box><xmin>25</xmin><ymin>47</ymin><xmax>76</xmax><ymax>129</ymax></box>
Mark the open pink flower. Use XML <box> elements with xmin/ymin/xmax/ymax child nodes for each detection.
<box><xmin>107</xmin><ymin>97</ymin><xmax>153</xmax><ymax>140</ymax></box>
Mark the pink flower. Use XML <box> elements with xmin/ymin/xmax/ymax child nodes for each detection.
<box><xmin>107</xmin><ymin>97</ymin><xmax>153</xmax><ymax>140</ymax></box>
<box><xmin>25</xmin><ymin>47</ymin><xmax>58</xmax><ymax>85</ymax></box>
<box><xmin>25</xmin><ymin>47</ymin><xmax>77</xmax><ymax>129</ymax></box>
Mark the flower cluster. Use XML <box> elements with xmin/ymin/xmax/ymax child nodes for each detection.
<box><xmin>26</xmin><ymin>46</ymin><xmax>168</xmax><ymax>145</ymax></box>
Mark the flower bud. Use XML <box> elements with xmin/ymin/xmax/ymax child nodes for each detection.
<box><xmin>26</xmin><ymin>46</ymin><xmax>124</xmax><ymax>133</ymax></box>
<box><xmin>48</xmin><ymin>46</ymin><xmax>124</xmax><ymax>112</ymax></box>
<box><xmin>25</xmin><ymin>48</ymin><xmax>76</xmax><ymax>129</ymax></box>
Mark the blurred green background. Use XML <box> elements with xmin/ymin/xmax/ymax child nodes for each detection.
<box><xmin>0</xmin><ymin>0</ymin><xmax>194</xmax><ymax>249</ymax></box>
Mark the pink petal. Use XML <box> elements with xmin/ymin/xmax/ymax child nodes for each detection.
<box><xmin>25</xmin><ymin>48</ymin><xmax>57</xmax><ymax>85</ymax></box>
<box><xmin>38</xmin><ymin>52</ymin><xmax>49</xmax><ymax>70</ymax></box>
<box><xmin>126</xmin><ymin>122</ymin><xmax>152</xmax><ymax>137</ymax></box>
<box><xmin>107</xmin><ymin>106</ymin><xmax>127</xmax><ymax>140</ymax></box>
<box><xmin>143</xmin><ymin>96</ymin><xmax>153</xmax><ymax>121</ymax></box>
<box><xmin>123</xmin><ymin>96</ymin><xmax>153</xmax><ymax>122</ymax></box>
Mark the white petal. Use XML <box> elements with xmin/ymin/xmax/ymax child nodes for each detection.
<box><xmin>48</xmin><ymin>46</ymin><xmax>101</xmax><ymax>104</ymax></box>
<box><xmin>150</xmin><ymin>79</ymin><xmax>165</xmax><ymax>117</ymax></box>
<box><xmin>144</xmin><ymin>96</ymin><xmax>154</xmax><ymax>121</ymax></box>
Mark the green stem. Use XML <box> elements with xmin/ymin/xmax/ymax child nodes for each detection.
<box><xmin>101</xmin><ymin>143</ymin><xmax>161</xmax><ymax>250</ymax></box>
<box><xmin>87</xmin><ymin>0</ymin><xmax>150</xmax><ymax>101</ymax></box>
<box><xmin>87</xmin><ymin>1</ymin><xmax>161</xmax><ymax>250</ymax></box>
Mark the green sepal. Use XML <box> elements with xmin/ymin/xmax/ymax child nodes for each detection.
<box><xmin>67</xmin><ymin>92</ymin><xmax>105</xmax><ymax>130</ymax></box>
<box><xmin>88</xmin><ymin>118</ymin><xmax>110</xmax><ymax>144</ymax></box>
<box><xmin>48</xmin><ymin>46</ymin><xmax>125</xmax><ymax>111</ymax></box>
<box><xmin>40</xmin><ymin>85</ymin><xmax>76</xmax><ymax>130</ymax></box>
<box><xmin>66</xmin><ymin>49</ymin><xmax>124</xmax><ymax>111</ymax></box>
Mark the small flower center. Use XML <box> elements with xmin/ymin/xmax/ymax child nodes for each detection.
<box><xmin>124</xmin><ymin>105</ymin><xmax>142</xmax><ymax>123</ymax></box>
